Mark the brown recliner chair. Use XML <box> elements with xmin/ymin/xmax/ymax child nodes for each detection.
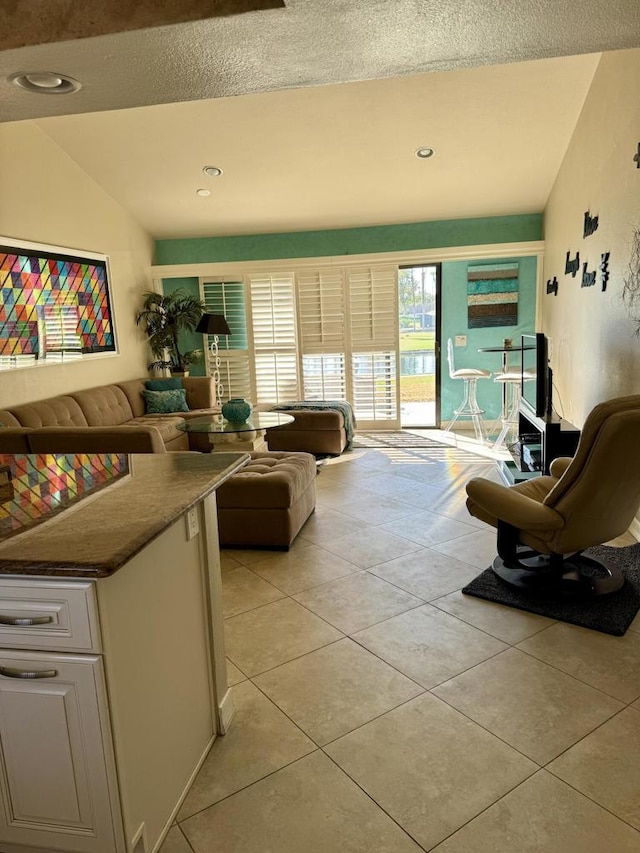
<box><xmin>466</xmin><ymin>394</ymin><xmax>640</xmax><ymax>596</ymax></box>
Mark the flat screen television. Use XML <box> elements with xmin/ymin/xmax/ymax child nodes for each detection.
<box><xmin>521</xmin><ymin>333</ymin><xmax>551</xmax><ymax>418</ymax></box>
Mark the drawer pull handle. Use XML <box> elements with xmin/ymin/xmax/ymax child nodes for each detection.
<box><xmin>0</xmin><ymin>666</ymin><xmax>58</xmax><ymax>680</ymax></box>
<box><xmin>0</xmin><ymin>615</ymin><xmax>54</xmax><ymax>627</ymax></box>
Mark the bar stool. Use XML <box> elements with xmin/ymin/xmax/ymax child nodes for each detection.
<box><xmin>445</xmin><ymin>338</ymin><xmax>491</xmax><ymax>442</ymax></box>
<box><xmin>492</xmin><ymin>370</ymin><xmax>535</xmax><ymax>450</ymax></box>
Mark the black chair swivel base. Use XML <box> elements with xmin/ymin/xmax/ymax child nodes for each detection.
<box><xmin>493</xmin><ymin>522</ymin><xmax>624</xmax><ymax>597</ymax></box>
<box><xmin>492</xmin><ymin>549</ymin><xmax>624</xmax><ymax>597</ymax></box>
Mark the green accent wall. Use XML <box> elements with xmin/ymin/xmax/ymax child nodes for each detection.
<box><xmin>441</xmin><ymin>255</ymin><xmax>538</xmax><ymax>422</ymax></box>
<box><xmin>162</xmin><ymin>277</ymin><xmax>206</xmax><ymax>376</ymax></box>
<box><xmin>155</xmin><ymin>214</ymin><xmax>542</xmax><ymax>265</ymax></box>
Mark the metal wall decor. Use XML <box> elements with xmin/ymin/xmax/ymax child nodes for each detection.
<box><xmin>581</xmin><ymin>263</ymin><xmax>596</xmax><ymax>288</ymax></box>
<box><xmin>565</xmin><ymin>251</ymin><xmax>580</xmax><ymax>277</ymax></box>
<box><xmin>600</xmin><ymin>252</ymin><xmax>611</xmax><ymax>291</ymax></box>
<box><xmin>583</xmin><ymin>211</ymin><xmax>599</xmax><ymax>237</ymax></box>
<box><xmin>546</xmin><ymin>276</ymin><xmax>559</xmax><ymax>296</ymax></box>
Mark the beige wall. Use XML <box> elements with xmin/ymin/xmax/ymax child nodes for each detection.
<box><xmin>0</xmin><ymin>121</ymin><xmax>153</xmax><ymax>409</ymax></box>
<box><xmin>542</xmin><ymin>48</ymin><xmax>640</xmax><ymax>427</ymax></box>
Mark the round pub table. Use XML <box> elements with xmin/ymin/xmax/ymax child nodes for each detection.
<box><xmin>477</xmin><ymin>343</ymin><xmax>535</xmax><ymax>418</ymax></box>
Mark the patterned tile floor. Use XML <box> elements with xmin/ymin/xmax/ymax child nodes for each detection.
<box><xmin>160</xmin><ymin>441</ymin><xmax>640</xmax><ymax>853</ymax></box>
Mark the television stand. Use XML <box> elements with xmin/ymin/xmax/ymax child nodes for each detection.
<box><xmin>497</xmin><ymin>404</ymin><xmax>580</xmax><ymax>486</ymax></box>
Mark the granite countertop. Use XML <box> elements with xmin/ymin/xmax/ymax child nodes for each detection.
<box><xmin>0</xmin><ymin>452</ymin><xmax>249</xmax><ymax>577</ymax></box>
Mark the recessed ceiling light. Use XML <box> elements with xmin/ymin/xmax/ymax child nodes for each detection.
<box><xmin>415</xmin><ymin>147</ymin><xmax>435</xmax><ymax>159</ymax></box>
<box><xmin>203</xmin><ymin>166</ymin><xmax>223</xmax><ymax>177</ymax></box>
<box><xmin>196</xmin><ymin>188</ymin><xmax>211</xmax><ymax>197</ymax></box>
<box><xmin>9</xmin><ymin>71</ymin><xmax>81</xmax><ymax>94</ymax></box>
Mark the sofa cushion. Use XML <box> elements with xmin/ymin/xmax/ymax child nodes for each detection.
<box><xmin>0</xmin><ymin>411</ymin><xmax>21</xmax><ymax>427</ymax></box>
<box><xmin>182</xmin><ymin>376</ymin><xmax>216</xmax><ymax>411</ymax></box>
<box><xmin>0</xmin><ymin>426</ymin><xmax>33</xmax><ymax>452</ymax></box>
<box><xmin>129</xmin><ymin>415</ymin><xmax>186</xmax><ymax>444</ymax></box>
<box><xmin>27</xmin><ymin>425</ymin><xmax>167</xmax><ymax>454</ymax></box>
<box><xmin>142</xmin><ymin>388</ymin><xmax>190</xmax><ymax>414</ymax></box>
<box><xmin>271</xmin><ymin>410</ymin><xmax>344</xmax><ymax>430</ymax></box>
<box><xmin>116</xmin><ymin>379</ymin><xmax>148</xmax><ymax>418</ymax></box>
<box><xmin>8</xmin><ymin>397</ymin><xmax>89</xmax><ymax>428</ymax></box>
<box><xmin>216</xmin><ymin>452</ymin><xmax>316</xmax><ymax>509</ymax></box>
<box><xmin>145</xmin><ymin>377</ymin><xmax>183</xmax><ymax>391</ymax></box>
<box><xmin>72</xmin><ymin>385</ymin><xmax>134</xmax><ymax>427</ymax></box>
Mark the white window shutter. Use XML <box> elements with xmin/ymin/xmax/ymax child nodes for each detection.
<box><xmin>200</xmin><ymin>263</ymin><xmax>401</xmax><ymax>425</ymax></box>
<box><xmin>351</xmin><ymin>351</ymin><xmax>397</xmax><ymax>421</ymax></box>
<box><xmin>249</xmin><ymin>273</ymin><xmax>300</xmax><ymax>405</ymax></box>
<box><xmin>347</xmin><ymin>266</ymin><xmax>397</xmax><ymax>351</ymax></box>
<box><xmin>347</xmin><ymin>266</ymin><xmax>398</xmax><ymax>423</ymax></box>
<box><xmin>302</xmin><ymin>353</ymin><xmax>346</xmax><ymax>400</ymax></box>
<box><xmin>297</xmin><ymin>269</ymin><xmax>346</xmax><ymax>353</ymax></box>
<box><xmin>218</xmin><ymin>350</ymin><xmax>253</xmax><ymax>401</ymax></box>
<box><xmin>201</xmin><ymin>279</ymin><xmax>253</xmax><ymax>401</ymax></box>
<box><xmin>297</xmin><ymin>269</ymin><xmax>347</xmax><ymax>400</ymax></box>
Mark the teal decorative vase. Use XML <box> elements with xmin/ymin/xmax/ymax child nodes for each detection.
<box><xmin>222</xmin><ymin>397</ymin><xmax>252</xmax><ymax>423</ymax></box>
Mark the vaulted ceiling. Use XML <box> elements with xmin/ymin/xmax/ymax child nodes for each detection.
<box><xmin>2</xmin><ymin>1</ymin><xmax>640</xmax><ymax>239</ymax></box>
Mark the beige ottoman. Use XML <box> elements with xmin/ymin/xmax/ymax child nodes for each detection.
<box><xmin>266</xmin><ymin>409</ymin><xmax>347</xmax><ymax>456</ymax></box>
<box><xmin>216</xmin><ymin>452</ymin><xmax>317</xmax><ymax>549</ymax></box>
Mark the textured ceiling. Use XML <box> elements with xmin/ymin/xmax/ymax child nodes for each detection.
<box><xmin>36</xmin><ymin>53</ymin><xmax>600</xmax><ymax>238</ymax></box>
<box><xmin>3</xmin><ymin>1</ymin><xmax>640</xmax><ymax>240</ymax></box>
<box><xmin>2</xmin><ymin>1</ymin><xmax>640</xmax><ymax>123</ymax></box>
<box><xmin>0</xmin><ymin>0</ymin><xmax>284</xmax><ymax>50</ymax></box>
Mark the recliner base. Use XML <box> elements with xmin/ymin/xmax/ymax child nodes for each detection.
<box><xmin>492</xmin><ymin>548</ymin><xmax>624</xmax><ymax>597</ymax></box>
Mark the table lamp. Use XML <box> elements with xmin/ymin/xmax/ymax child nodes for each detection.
<box><xmin>195</xmin><ymin>313</ymin><xmax>231</xmax><ymax>412</ymax></box>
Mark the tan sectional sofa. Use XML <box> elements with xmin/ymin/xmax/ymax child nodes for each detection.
<box><xmin>0</xmin><ymin>377</ymin><xmax>217</xmax><ymax>454</ymax></box>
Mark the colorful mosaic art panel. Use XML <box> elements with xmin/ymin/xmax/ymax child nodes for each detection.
<box><xmin>0</xmin><ymin>244</ymin><xmax>115</xmax><ymax>358</ymax></box>
<box><xmin>0</xmin><ymin>453</ymin><xmax>129</xmax><ymax>540</ymax></box>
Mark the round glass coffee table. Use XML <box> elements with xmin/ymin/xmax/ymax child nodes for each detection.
<box><xmin>178</xmin><ymin>412</ymin><xmax>294</xmax><ymax>452</ymax></box>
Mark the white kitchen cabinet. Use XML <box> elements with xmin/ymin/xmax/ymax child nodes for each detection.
<box><xmin>0</xmin><ymin>494</ymin><xmax>232</xmax><ymax>853</ymax></box>
<box><xmin>0</xmin><ymin>650</ymin><xmax>123</xmax><ymax>853</ymax></box>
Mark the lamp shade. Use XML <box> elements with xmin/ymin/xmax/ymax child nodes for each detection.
<box><xmin>195</xmin><ymin>313</ymin><xmax>231</xmax><ymax>335</ymax></box>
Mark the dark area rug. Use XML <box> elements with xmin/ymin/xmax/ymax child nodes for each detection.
<box><xmin>462</xmin><ymin>543</ymin><xmax>640</xmax><ymax>636</ymax></box>
<box><xmin>352</xmin><ymin>431</ymin><xmax>446</xmax><ymax>449</ymax></box>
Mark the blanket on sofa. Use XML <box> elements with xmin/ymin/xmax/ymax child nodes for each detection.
<box><xmin>270</xmin><ymin>400</ymin><xmax>357</xmax><ymax>448</ymax></box>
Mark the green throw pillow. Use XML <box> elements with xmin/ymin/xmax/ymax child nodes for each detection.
<box><xmin>144</xmin><ymin>377</ymin><xmax>184</xmax><ymax>391</ymax></box>
<box><xmin>143</xmin><ymin>388</ymin><xmax>190</xmax><ymax>414</ymax></box>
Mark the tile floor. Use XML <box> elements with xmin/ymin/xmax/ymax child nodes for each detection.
<box><xmin>160</xmin><ymin>441</ymin><xmax>640</xmax><ymax>853</ymax></box>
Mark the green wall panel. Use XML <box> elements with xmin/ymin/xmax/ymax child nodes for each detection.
<box><xmin>155</xmin><ymin>214</ymin><xmax>542</xmax><ymax>265</ymax></box>
<box><xmin>440</xmin><ymin>255</ymin><xmax>538</xmax><ymax>423</ymax></box>
<box><xmin>161</xmin><ymin>277</ymin><xmax>206</xmax><ymax>376</ymax></box>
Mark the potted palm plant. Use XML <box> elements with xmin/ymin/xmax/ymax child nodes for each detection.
<box><xmin>136</xmin><ymin>290</ymin><xmax>207</xmax><ymax>375</ymax></box>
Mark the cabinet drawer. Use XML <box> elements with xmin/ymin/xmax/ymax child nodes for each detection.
<box><xmin>0</xmin><ymin>579</ymin><xmax>100</xmax><ymax>653</ymax></box>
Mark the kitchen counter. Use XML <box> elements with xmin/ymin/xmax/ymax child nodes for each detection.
<box><xmin>0</xmin><ymin>451</ymin><xmax>249</xmax><ymax>576</ymax></box>
<box><xmin>0</xmin><ymin>450</ymin><xmax>249</xmax><ymax>853</ymax></box>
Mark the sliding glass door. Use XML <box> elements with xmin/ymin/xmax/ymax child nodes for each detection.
<box><xmin>398</xmin><ymin>264</ymin><xmax>440</xmax><ymax>428</ymax></box>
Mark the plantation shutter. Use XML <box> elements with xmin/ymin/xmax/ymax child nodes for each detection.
<box><xmin>297</xmin><ymin>269</ymin><xmax>346</xmax><ymax>400</ymax></box>
<box><xmin>201</xmin><ymin>279</ymin><xmax>253</xmax><ymax>401</ymax></box>
<box><xmin>249</xmin><ymin>272</ymin><xmax>300</xmax><ymax>405</ymax></box>
<box><xmin>347</xmin><ymin>266</ymin><xmax>397</xmax><ymax>422</ymax></box>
